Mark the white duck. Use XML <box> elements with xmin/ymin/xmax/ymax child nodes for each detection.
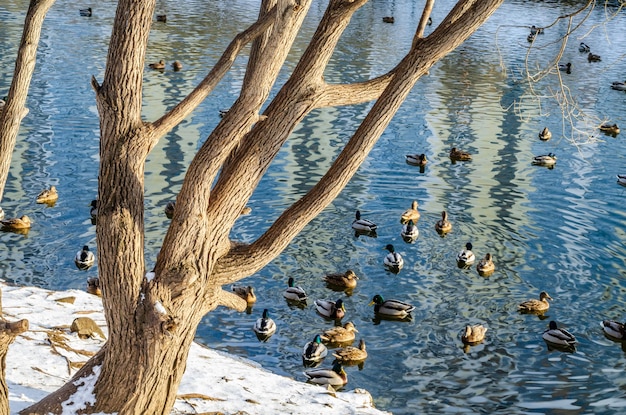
<box><xmin>303</xmin><ymin>362</ymin><xmax>347</xmax><ymax>388</ymax></box>
<box><xmin>601</xmin><ymin>320</ymin><xmax>626</xmax><ymax>340</ymax></box>
<box><xmin>283</xmin><ymin>277</ymin><xmax>307</xmax><ymax>303</ymax></box>
<box><xmin>351</xmin><ymin>210</ymin><xmax>377</xmax><ymax>233</ymax></box>
<box><xmin>74</xmin><ymin>245</ymin><xmax>95</xmax><ymax>270</ymax></box>
<box><xmin>401</xmin><ymin>219</ymin><xmax>419</xmax><ymax>243</ymax></box>
<box><xmin>314</xmin><ymin>299</ymin><xmax>345</xmax><ymax>319</ymax></box>
<box><xmin>253</xmin><ymin>309</ymin><xmax>277</xmax><ymax>337</ymax></box>
<box><xmin>383</xmin><ymin>244</ymin><xmax>404</xmax><ymax>272</ymax></box>
<box><xmin>532</xmin><ymin>153</ymin><xmax>557</xmax><ymax>167</ymax></box>
<box><xmin>456</xmin><ymin>242</ymin><xmax>476</xmax><ymax>265</ymax></box>
<box><xmin>542</xmin><ymin>320</ymin><xmax>576</xmax><ymax>348</ymax></box>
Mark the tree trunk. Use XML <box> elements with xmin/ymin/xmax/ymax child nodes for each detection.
<box><xmin>0</xmin><ymin>291</ymin><xmax>29</xmax><ymax>415</ymax></box>
<box><xmin>21</xmin><ymin>0</ymin><xmax>503</xmax><ymax>413</ymax></box>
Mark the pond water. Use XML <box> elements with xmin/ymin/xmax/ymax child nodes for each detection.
<box><xmin>1</xmin><ymin>0</ymin><xmax>626</xmax><ymax>413</ymax></box>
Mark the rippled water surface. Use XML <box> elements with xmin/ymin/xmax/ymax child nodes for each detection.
<box><xmin>1</xmin><ymin>0</ymin><xmax>626</xmax><ymax>413</ymax></box>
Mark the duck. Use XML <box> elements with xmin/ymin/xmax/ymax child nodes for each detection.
<box><xmin>320</xmin><ymin>321</ymin><xmax>358</xmax><ymax>344</ymax></box>
<box><xmin>156</xmin><ymin>14</ymin><xmax>167</xmax><ymax>22</ymax></box>
<box><xmin>456</xmin><ymin>242</ymin><xmax>476</xmax><ymax>265</ymax></box>
<box><xmin>0</xmin><ymin>215</ymin><xmax>31</xmax><ymax>231</ymax></box>
<box><xmin>164</xmin><ymin>201</ymin><xmax>175</xmax><ymax>219</ymax></box>
<box><xmin>74</xmin><ymin>245</ymin><xmax>95</xmax><ymax>270</ymax></box>
<box><xmin>600</xmin><ymin>123</ymin><xmax>620</xmax><ymax>135</ymax></box>
<box><xmin>89</xmin><ymin>199</ymin><xmax>99</xmax><ymax>219</ymax></box>
<box><xmin>518</xmin><ymin>291</ymin><xmax>552</xmax><ymax>313</ymax></box>
<box><xmin>542</xmin><ymin>320</ymin><xmax>576</xmax><ymax>348</ymax></box>
<box><xmin>587</xmin><ymin>52</ymin><xmax>601</xmax><ymax>62</ymax></box>
<box><xmin>383</xmin><ymin>244</ymin><xmax>404</xmax><ymax>272</ymax></box>
<box><xmin>435</xmin><ymin>211</ymin><xmax>452</xmax><ymax>234</ymax></box>
<box><xmin>232</xmin><ymin>285</ymin><xmax>256</xmax><ymax>305</ymax></box>
<box><xmin>401</xmin><ymin>219</ymin><xmax>419</xmax><ymax>243</ymax></box>
<box><xmin>302</xmin><ymin>334</ymin><xmax>328</xmax><ymax>364</ymax></box>
<box><xmin>36</xmin><ymin>185</ymin><xmax>58</xmax><ymax>204</ymax></box>
<box><xmin>332</xmin><ymin>339</ymin><xmax>367</xmax><ymax>363</ymax></box>
<box><xmin>449</xmin><ymin>147</ymin><xmax>472</xmax><ymax>161</ymax></box>
<box><xmin>461</xmin><ymin>324</ymin><xmax>488</xmax><ymax>345</ymax></box>
<box><xmin>86</xmin><ymin>277</ymin><xmax>101</xmax><ymax>297</ymax></box>
<box><xmin>538</xmin><ymin>127</ymin><xmax>552</xmax><ymax>141</ymax></box>
<box><xmin>283</xmin><ymin>277</ymin><xmax>307</xmax><ymax>303</ymax></box>
<box><xmin>400</xmin><ymin>200</ymin><xmax>420</xmax><ymax>224</ymax></box>
<box><xmin>527</xmin><ymin>33</ymin><xmax>536</xmax><ymax>43</ymax></box>
<box><xmin>253</xmin><ymin>309</ymin><xmax>276</xmax><ymax>337</ymax></box>
<box><xmin>352</xmin><ymin>210</ymin><xmax>377</xmax><ymax>233</ymax></box>
<box><xmin>532</xmin><ymin>153</ymin><xmax>557</xmax><ymax>166</ymax></box>
<box><xmin>405</xmin><ymin>153</ymin><xmax>427</xmax><ymax>167</ymax></box>
<box><xmin>578</xmin><ymin>42</ymin><xmax>590</xmax><ymax>53</ymax></box>
<box><xmin>611</xmin><ymin>81</ymin><xmax>626</xmax><ymax>91</ymax></box>
<box><xmin>218</xmin><ymin>109</ymin><xmax>229</xmax><ymax>118</ymax></box>
<box><xmin>601</xmin><ymin>320</ymin><xmax>626</xmax><ymax>340</ymax></box>
<box><xmin>79</xmin><ymin>7</ymin><xmax>92</xmax><ymax>17</ymax></box>
<box><xmin>171</xmin><ymin>61</ymin><xmax>183</xmax><ymax>71</ymax></box>
<box><xmin>149</xmin><ymin>60</ymin><xmax>166</xmax><ymax>70</ymax></box>
<box><xmin>323</xmin><ymin>270</ymin><xmax>358</xmax><ymax>289</ymax></box>
<box><xmin>382</xmin><ymin>16</ymin><xmax>394</xmax><ymax>24</ymax></box>
<box><xmin>369</xmin><ymin>294</ymin><xmax>415</xmax><ymax>318</ymax></box>
<box><xmin>303</xmin><ymin>362</ymin><xmax>347</xmax><ymax>388</ymax></box>
<box><xmin>476</xmin><ymin>253</ymin><xmax>495</xmax><ymax>276</ymax></box>
<box><xmin>617</xmin><ymin>174</ymin><xmax>626</xmax><ymax>186</ymax></box>
<box><xmin>558</xmin><ymin>62</ymin><xmax>571</xmax><ymax>74</ymax></box>
<box><xmin>530</xmin><ymin>25</ymin><xmax>544</xmax><ymax>35</ymax></box>
<box><xmin>314</xmin><ymin>299</ymin><xmax>345</xmax><ymax>320</ymax></box>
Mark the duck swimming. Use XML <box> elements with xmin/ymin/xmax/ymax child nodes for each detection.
<box><xmin>232</xmin><ymin>285</ymin><xmax>256</xmax><ymax>305</ymax></box>
<box><xmin>518</xmin><ymin>291</ymin><xmax>552</xmax><ymax>313</ymax></box>
<box><xmin>314</xmin><ymin>299</ymin><xmax>345</xmax><ymax>320</ymax></box>
<box><xmin>303</xmin><ymin>362</ymin><xmax>347</xmax><ymax>388</ymax></box>
<box><xmin>400</xmin><ymin>200</ymin><xmax>420</xmax><ymax>224</ymax></box>
<box><xmin>351</xmin><ymin>210</ymin><xmax>377</xmax><ymax>233</ymax></box>
<box><xmin>611</xmin><ymin>82</ymin><xmax>626</xmax><ymax>91</ymax></box>
<box><xmin>558</xmin><ymin>62</ymin><xmax>571</xmax><ymax>74</ymax></box>
<box><xmin>542</xmin><ymin>320</ymin><xmax>576</xmax><ymax>349</ymax></box>
<box><xmin>457</xmin><ymin>242</ymin><xmax>476</xmax><ymax>265</ymax></box>
<box><xmin>600</xmin><ymin>123</ymin><xmax>620</xmax><ymax>135</ymax></box>
<box><xmin>587</xmin><ymin>52</ymin><xmax>601</xmax><ymax>62</ymax></box>
<box><xmin>476</xmin><ymin>253</ymin><xmax>495</xmax><ymax>276</ymax></box>
<box><xmin>461</xmin><ymin>324</ymin><xmax>488</xmax><ymax>345</ymax></box>
<box><xmin>1</xmin><ymin>215</ymin><xmax>31</xmax><ymax>231</ymax></box>
<box><xmin>302</xmin><ymin>334</ymin><xmax>328</xmax><ymax>364</ymax></box>
<box><xmin>320</xmin><ymin>321</ymin><xmax>358</xmax><ymax>344</ymax></box>
<box><xmin>578</xmin><ymin>42</ymin><xmax>590</xmax><ymax>53</ymax></box>
<box><xmin>324</xmin><ymin>270</ymin><xmax>358</xmax><ymax>290</ymax></box>
<box><xmin>383</xmin><ymin>244</ymin><xmax>404</xmax><ymax>272</ymax></box>
<box><xmin>538</xmin><ymin>127</ymin><xmax>552</xmax><ymax>141</ymax></box>
<box><xmin>617</xmin><ymin>174</ymin><xmax>626</xmax><ymax>187</ymax></box>
<box><xmin>401</xmin><ymin>219</ymin><xmax>419</xmax><ymax>243</ymax></box>
<box><xmin>449</xmin><ymin>147</ymin><xmax>472</xmax><ymax>161</ymax></box>
<box><xmin>36</xmin><ymin>186</ymin><xmax>58</xmax><ymax>204</ymax></box>
<box><xmin>601</xmin><ymin>320</ymin><xmax>626</xmax><ymax>340</ymax></box>
<box><xmin>253</xmin><ymin>309</ymin><xmax>276</xmax><ymax>338</ymax></box>
<box><xmin>332</xmin><ymin>339</ymin><xmax>367</xmax><ymax>364</ymax></box>
<box><xmin>283</xmin><ymin>277</ymin><xmax>307</xmax><ymax>303</ymax></box>
<box><xmin>149</xmin><ymin>60</ymin><xmax>166</xmax><ymax>70</ymax></box>
<box><xmin>74</xmin><ymin>245</ymin><xmax>95</xmax><ymax>270</ymax></box>
<box><xmin>532</xmin><ymin>153</ymin><xmax>557</xmax><ymax>167</ymax></box>
<box><xmin>369</xmin><ymin>294</ymin><xmax>415</xmax><ymax>319</ymax></box>
<box><xmin>405</xmin><ymin>153</ymin><xmax>427</xmax><ymax>166</ymax></box>
<box><xmin>435</xmin><ymin>211</ymin><xmax>452</xmax><ymax>234</ymax></box>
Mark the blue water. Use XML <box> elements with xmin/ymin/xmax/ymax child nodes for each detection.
<box><xmin>1</xmin><ymin>0</ymin><xmax>626</xmax><ymax>413</ymax></box>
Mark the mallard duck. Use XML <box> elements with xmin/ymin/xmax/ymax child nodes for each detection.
<box><xmin>579</xmin><ymin>42</ymin><xmax>590</xmax><ymax>53</ymax></box>
<box><xmin>530</xmin><ymin>25</ymin><xmax>544</xmax><ymax>35</ymax></box>
<box><xmin>538</xmin><ymin>127</ymin><xmax>552</xmax><ymax>141</ymax></box>
<box><xmin>542</xmin><ymin>320</ymin><xmax>576</xmax><ymax>347</ymax></box>
<box><xmin>86</xmin><ymin>277</ymin><xmax>101</xmax><ymax>297</ymax></box>
<box><xmin>79</xmin><ymin>7</ymin><xmax>92</xmax><ymax>17</ymax></box>
<box><xmin>518</xmin><ymin>291</ymin><xmax>552</xmax><ymax>313</ymax></box>
<box><xmin>314</xmin><ymin>299</ymin><xmax>345</xmax><ymax>320</ymax></box>
<box><xmin>75</xmin><ymin>245</ymin><xmax>95</xmax><ymax>270</ymax></box>
<box><xmin>611</xmin><ymin>82</ymin><xmax>626</xmax><ymax>91</ymax></box>
<box><xmin>232</xmin><ymin>285</ymin><xmax>256</xmax><ymax>305</ymax></box>
<box><xmin>558</xmin><ymin>62</ymin><xmax>571</xmax><ymax>74</ymax></box>
<box><xmin>284</xmin><ymin>277</ymin><xmax>307</xmax><ymax>303</ymax></box>
<box><xmin>461</xmin><ymin>324</ymin><xmax>488</xmax><ymax>345</ymax></box>
<box><xmin>164</xmin><ymin>201</ymin><xmax>175</xmax><ymax>219</ymax></box>
<box><xmin>320</xmin><ymin>321</ymin><xmax>358</xmax><ymax>344</ymax></box>
<box><xmin>171</xmin><ymin>61</ymin><xmax>183</xmax><ymax>71</ymax></box>
<box><xmin>383</xmin><ymin>244</ymin><xmax>404</xmax><ymax>272</ymax></box>
<box><xmin>36</xmin><ymin>185</ymin><xmax>58</xmax><ymax>204</ymax></box>
<box><xmin>457</xmin><ymin>242</ymin><xmax>476</xmax><ymax>265</ymax></box>
<box><xmin>401</xmin><ymin>219</ymin><xmax>419</xmax><ymax>243</ymax></box>
<box><xmin>600</xmin><ymin>123</ymin><xmax>620</xmax><ymax>135</ymax></box>
<box><xmin>332</xmin><ymin>339</ymin><xmax>367</xmax><ymax>363</ymax></box>
<box><xmin>435</xmin><ymin>211</ymin><xmax>452</xmax><ymax>234</ymax></box>
<box><xmin>449</xmin><ymin>147</ymin><xmax>472</xmax><ymax>161</ymax></box>
<box><xmin>369</xmin><ymin>294</ymin><xmax>415</xmax><ymax>318</ymax></box>
<box><xmin>303</xmin><ymin>362</ymin><xmax>347</xmax><ymax>388</ymax></box>
<box><xmin>149</xmin><ymin>60</ymin><xmax>165</xmax><ymax>70</ymax></box>
<box><xmin>601</xmin><ymin>320</ymin><xmax>626</xmax><ymax>340</ymax></box>
<box><xmin>89</xmin><ymin>199</ymin><xmax>99</xmax><ymax>219</ymax></box>
<box><xmin>532</xmin><ymin>153</ymin><xmax>557</xmax><ymax>166</ymax></box>
<box><xmin>476</xmin><ymin>253</ymin><xmax>495</xmax><ymax>275</ymax></box>
<box><xmin>382</xmin><ymin>16</ymin><xmax>394</xmax><ymax>23</ymax></box>
<box><xmin>527</xmin><ymin>33</ymin><xmax>536</xmax><ymax>43</ymax></box>
<box><xmin>1</xmin><ymin>215</ymin><xmax>31</xmax><ymax>231</ymax></box>
<box><xmin>617</xmin><ymin>174</ymin><xmax>626</xmax><ymax>186</ymax></box>
<box><xmin>405</xmin><ymin>153</ymin><xmax>427</xmax><ymax>166</ymax></box>
<box><xmin>253</xmin><ymin>309</ymin><xmax>276</xmax><ymax>337</ymax></box>
<box><xmin>156</xmin><ymin>14</ymin><xmax>167</xmax><ymax>22</ymax></box>
<box><xmin>324</xmin><ymin>270</ymin><xmax>358</xmax><ymax>289</ymax></box>
<box><xmin>588</xmin><ymin>52</ymin><xmax>601</xmax><ymax>62</ymax></box>
<box><xmin>302</xmin><ymin>334</ymin><xmax>328</xmax><ymax>364</ymax></box>
<box><xmin>400</xmin><ymin>200</ymin><xmax>420</xmax><ymax>224</ymax></box>
<box><xmin>352</xmin><ymin>210</ymin><xmax>377</xmax><ymax>233</ymax></box>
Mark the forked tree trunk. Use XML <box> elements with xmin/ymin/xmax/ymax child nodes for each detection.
<box><xmin>20</xmin><ymin>0</ymin><xmax>503</xmax><ymax>413</ymax></box>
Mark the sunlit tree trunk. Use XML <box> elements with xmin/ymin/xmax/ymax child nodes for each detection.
<box><xmin>20</xmin><ymin>0</ymin><xmax>503</xmax><ymax>413</ymax></box>
<box><xmin>0</xmin><ymin>292</ymin><xmax>29</xmax><ymax>415</ymax></box>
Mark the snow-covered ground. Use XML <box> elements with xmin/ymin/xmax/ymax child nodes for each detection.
<box><xmin>1</xmin><ymin>281</ymin><xmax>389</xmax><ymax>414</ymax></box>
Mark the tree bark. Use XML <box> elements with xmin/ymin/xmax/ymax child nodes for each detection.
<box><xmin>21</xmin><ymin>0</ymin><xmax>503</xmax><ymax>413</ymax></box>
<box><xmin>0</xmin><ymin>291</ymin><xmax>29</xmax><ymax>415</ymax></box>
